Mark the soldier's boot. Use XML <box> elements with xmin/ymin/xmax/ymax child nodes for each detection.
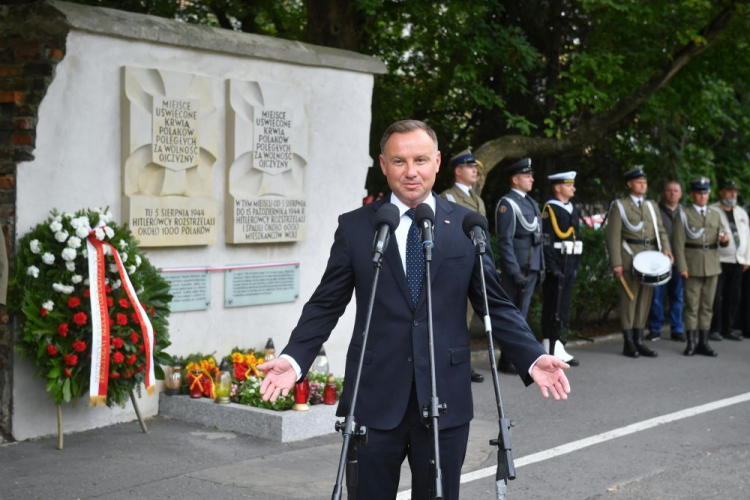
<box><xmin>696</xmin><ymin>330</ymin><xmax>718</xmax><ymax>357</ymax></box>
<box><xmin>633</xmin><ymin>328</ymin><xmax>658</xmax><ymax>357</ymax></box>
<box><xmin>622</xmin><ymin>329</ymin><xmax>640</xmax><ymax>358</ymax></box>
<box><xmin>683</xmin><ymin>330</ymin><xmax>697</xmax><ymax>356</ymax></box>
<box><xmin>542</xmin><ymin>338</ymin><xmax>550</xmax><ymax>354</ymax></box>
<box><xmin>552</xmin><ymin>339</ymin><xmax>579</xmax><ymax>367</ymax></box>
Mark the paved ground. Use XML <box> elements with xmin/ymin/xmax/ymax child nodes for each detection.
<box><xmin>1</xmin><ymin>332</ymin><xmax>749</xmax><ymax>499</ymax></box>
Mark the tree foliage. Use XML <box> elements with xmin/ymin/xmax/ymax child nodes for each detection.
<box><xmin>68</xmin><ymin>0</ymin><xmax>750</xmax><ymax>204</ymax></box>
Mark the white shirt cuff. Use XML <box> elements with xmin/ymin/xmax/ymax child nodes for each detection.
<box><xmin>528</xmin><ymin>354</ymin><xmax>543</xmax><ymax>375</ymax></box>
<box><xmin>280</xmin><ymin>354</ymin><xmax>302</xmax><ymax>381</ymax></box>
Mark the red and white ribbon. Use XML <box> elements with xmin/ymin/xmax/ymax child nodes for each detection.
<box><xmin>87</xmin><ymin>226</ymin><xmax>155</xmax><ymax>406</ymax></box>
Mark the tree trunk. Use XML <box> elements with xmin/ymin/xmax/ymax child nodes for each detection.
<box><xmin>306</xmin><ymin>0</ymin><xmax>362</xmax><ymax>51</ymax></box>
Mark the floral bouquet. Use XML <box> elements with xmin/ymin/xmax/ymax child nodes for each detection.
<box><xmin>181</xmin><ymin>354</ymin><xmax>219</xmax><ymax>399</ymax></box>
<box><xmin>9</xmin><ymin>208</ymin><xmax>172</xmax><ymax>407</ymax></box>
<box><xmin>227</xmin><ymin>347</ymin><xmax>265</xmax><ymax>383</ymax></box>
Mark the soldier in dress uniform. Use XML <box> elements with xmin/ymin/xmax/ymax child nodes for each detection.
<box><xmin>440</xmin><ymin>148</ymin><xmax>486</xmax><ymax>382</ymax></box>
<box><xmin>541</xmin><ymin>171</ymin><xmax>581</xmax><ymax>366</ymax></box>
<box><xmin>605</xmin><ymin>167</ymin><xmax>673</xmax><ymax>358</ymax></box>
<box><xmin>672</xmin><ymin>177</ymin><xmax>729</xmax><ymax>356</ymax></box>
<box><xmin>495</xmin><ymin>158</ymin><xmax>544</xmax><ymax>373</ymax></box>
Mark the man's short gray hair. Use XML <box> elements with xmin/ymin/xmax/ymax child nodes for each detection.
<box><xmin>379</xmin><ymin>120</ymin><xmax>438</xmax><ymax>154</ymax></box>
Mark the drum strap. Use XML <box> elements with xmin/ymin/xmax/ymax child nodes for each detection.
<box><xmin>646</xmin><ymin>201</ymin><xmax>662</xmax><ymax>252</ymax></box>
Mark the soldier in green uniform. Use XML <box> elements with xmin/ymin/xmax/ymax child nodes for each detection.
<box><xmin>440</xmin><ymin>149</ymin><xmax>486</xmax><ymax>382</ymax></box>
<box><xmin>672</xmin><ymin>177</ymin><xmax>729</xmax><ymax>356</ymax></box>
<box><xmin>605</xmin><ymin>167</ymin><xmax>673</xmax><ymax>358</ymax></box>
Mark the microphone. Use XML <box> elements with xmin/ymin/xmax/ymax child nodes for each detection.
<box><xmin>462</xmin><ymin>212</ymin><xmax>489</xmax><ymax>253</ymax></box>
<box><xmin>415</xmin><ymin>203</ymin><xmax>435</xmax><ymax>249</ymax></box>
<box><xmin>372</xmin><ymin>203</ymin><xmax>400</xmax><ymax>263</ymax></box>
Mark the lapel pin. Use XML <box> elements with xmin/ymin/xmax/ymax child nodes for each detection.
<box><xmin>444</xmin><ymin>220</ymin><xmax>451</xmax><ymax>225</ymax></box>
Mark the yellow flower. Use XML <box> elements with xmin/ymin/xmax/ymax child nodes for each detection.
<box><xmin>232</xmin><ymin>352</ymin><xmax>244</xmax><ymax>364</ymax></box>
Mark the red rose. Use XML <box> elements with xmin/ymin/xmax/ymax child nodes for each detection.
<box><xmin>72</xmin><ymin>312</ymin><xmax>87</xmax><ymax>326</ymax></box>
<box><xmin>139</xmin><ymin>344</ymin><xmax>145</xmax><ymax>353</ymax></box>
<box><xmin>109</xmin><ymin>318</ymin><xmax>114</xmax><ymax>327</ymax></box>
<box><xmin>57</xmin><ymin>323</ymin><xmax>69</xmax><ymax>337</ymax></box>
<box><xmin>130</xmin><ymin>312</ymin><xmax>140</xmax><ymax>325</ymax></box>
<box><xmin>105</xmin><ymin>285</ymin><xmax>112</xmax><ymax>294</ymax></box>
<box><xmin>116</xmin><ymin>313</ymin><xmax>128</xmax><ymax>326</ymax></box>
<box><xmin>47</xmin><ymin>344</ymin><xmax>58</xmax><ymax>356</ymax></box>
<box><xmin>106</xmin><ymin>296</ymin><xmax>113</xmax><ymax>308</ymax></box>
<box><xmin>130</xmin><ymin>332</ymin><xmax>139</xmax><ymax>344</ymax></box>
<box><xmin>126</xmin><ymin>354</ymin><xmax>136</xmax><ymax>366</ymax></box>
<box><xmin>72</xmin><ymin>340</ymin><xmax>86</xmax><ymax>353</ymax></box>
<box><xmin>67</xmin><ymin>297</ymin><xmax>81</xmax><ymax>309</ymax></box>
<box><xmin>112</xmin><ymin>351</ymin><xmax>125</xmax><ymax>364</ymax></box>
<box><xmin>234</xmin><ymin>364</ymin><xmax>247</xmax><ymax>380</ymax></box>
<box><xmin>109</xmin><ymin>372</ymin><xmax>120</xmax><ymax>379</ymax></box>
<box><xmin>83</xmin><ymin>289</ymin><xmax>91</xmax><ymax>298</ymax></box>
<box><xmin>149</xmin><ymin>306</ymin><xmax>155</xmax><ymax>317</ymax></box>
<box><xmin>41</xmin><ymin>308</ymin><xmax>48</xmax><ymax>318</ymax></box>
<box><xmin>63</xmin><ymin>369</ymin><xmax>72</xmax><ymax>378</ymax></box>
<box><xmin>64</xmin><ymin>354</ymin><xmax>78</xmax><ymax>366</ymax></box>
<box><xmin>119</xmin><ymin>298</ymin><xmax>130</xmax><ymax>309</ymax></box>
<box><xmin>111</xmin><ymin>337</ymin><xmax>124</xmax><ymax>349</ymax></box>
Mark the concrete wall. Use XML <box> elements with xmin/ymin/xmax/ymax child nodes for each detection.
<box><xmin>11</xmin><ymin>1</ymin><xmax>384</xmax><ymax>441</ymax></box>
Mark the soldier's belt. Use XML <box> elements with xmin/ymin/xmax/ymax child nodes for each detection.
<box><xmin>514</xmin><ymin>233</ymin><xmax>543</xmax><ymax>245</ymax></box>
<box><xmin>625</xmin><ymin>238</ymin><xmax>656</xmax><ymax>247</ymax></box>
<box><xmin>685</xmin><ymin>242</ymin><xmax>718</xmax><ymax>250</ymax></box>
<box><xmin>553</xmin><ymin>241</ymin><xmax>583</xmax><ymax>255</ymax></box>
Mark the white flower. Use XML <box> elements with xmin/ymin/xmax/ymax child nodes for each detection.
<box><xmin>42</xmin><ymin>252</ymin><xmax>55</xmax><ymax>265</ymax></box>
<box><xmin>52</xmin><ymin>283</ymin><xmax>65</xmax><ymax>293</ymax></box>
<box><xmin>94</xmin><ymin>228</ymin><xmax>105</xmax><ymax>241</ymax></box>
<box><xmin>67</xmin><ymin>236</ymin><xmax>81</xmax><ymax>249</ymax></box>
<box><xmin>84</xmin><ymin>278</ymin><xmax>90</xmax><ymax>286</ymax></box>
<box><xmin>30</xmin><ymin>239</ymin><xmax>41</xmax><ymax>254</ymax></box>
<box><xmin>61</xmin><ymin>248</ymin><xmax>76</xmax><ymax>262</ymax></box>
<box><xmin>50</xmin><ymin>220</ymin><xmax>63</xmax><ymax>233</ymax></box>
<box><xmin>82</xmin><ymin>248</ymin><xmax>88</xmax><ymax>258</ymax></box>
<box><xmin>79</xmin><ymin>216</ymin><xmax>90</xmax><ymax>228</ymax></box>
<box><xmin>109</xmin><ymin>264</ymin><xmax>118</xmax><ymax>274</ymax></box>
<box><xmin>104</xmin><ymin>211</ymin><xmax>114</xmax><ymax>223</ymax></box>
<box><xmin>70</xmin><ymin>217</ymin><xmax>82</xmax><ymax>229</ymax></box>
<box><xmin>128</xmin><ymin>265</ymin><xmax>136</xmax><ymax>274</ymax></box>
<box><xmin>63</xmin><ymin>212</ymin><xmax>74</xmax><ymax>219</ymax></box>
<box><xmin>112</xmin><ymin>279</ymin><xmax>122</xmax><ymax>290</ymax></box>
<box><xmin>135</xmin><ymin>255</ymin><xmax>142</xmax><ymax>267</ymax></box>
<box><xmin>104</xmin><ymin>226</ymin><xmax>115</xmax><ymax>239</ymax></box>
<box><xmin>120</xmin><ymin>252</ymin><xmax>128</xmax><ymax>263</ymax></box>
<box><xmin>118</xmin><ymin>239</ymin><xmax>128</xmax><ymax>250</ymax></box>
<box><xmin>42</xmin><ymin>300</ymin><xmax>54</xmax><ymax>311</ymax></box>
<box><xmin>65</xmin><ymin>262</ymin><xmax>75</xmax><ymax>272</ymax></box>
<box><xmin>102</xmin><ymin>245</ymin><xmax>111</xmax><ymax>256</ymax></box>
<box><xmin>72</xmin><ymin>274</ymin><xmax>83</xmax><ymax>284</ymax></box>
<box><xmin>76</xmin><ymin>226</ymin><xmax>89</xmax><ymax>239</ymax></box>
<box><xmin>54</xmin><ymin>230</ymin><xmax>69</xmax><ymax>243</ymax></box>
<box><xmin>52</xmin><ymin>215</ymin><xmax>62</xmax><ymax>223</ymax></box>
<box><xmin>26</xmin><ymin>265</ymin><xmax>39</xmax><ymax>278</ymax></box>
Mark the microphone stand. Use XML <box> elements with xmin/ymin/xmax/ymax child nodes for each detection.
<box><xmin>331</xmin><ymin>243</ymin><xmax>389</xmax><ymax>500</ymax></box>
<box><xmin>474</xmin><ymin>236</ymin><xmax>516</xmax><ymax>500</ymax></box>
<box><xmin>422</xmin><ymin>226</ymin><xmax>447</xmax><ymax>500</ymax></box>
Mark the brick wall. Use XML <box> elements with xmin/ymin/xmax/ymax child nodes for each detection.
<box><xmin>0</xmin><ymin>1</ymin><xmax>69</xmax><ymax>440</ymax></box>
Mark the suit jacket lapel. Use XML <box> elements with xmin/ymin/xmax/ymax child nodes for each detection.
<box><xmin>375</xmin><ymin>199</ymin><xmax>414</xmax><ymax>311</ymax></box>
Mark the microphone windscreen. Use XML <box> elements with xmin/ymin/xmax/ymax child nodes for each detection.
<box><xmin>374</xmin><ymin>203</ymin><xmax>401</xmax><ymax>232</ymax></box>
<box><xmin>462</xmin><ymin>212</ymin><xmax>489</xmax><ymax>238</ymax></box>
<box><xmin>415</xmin><ymin>203</ymin><xmax>435</xmax><ymax>225</ymax></box>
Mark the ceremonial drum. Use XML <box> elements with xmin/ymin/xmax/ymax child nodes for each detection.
<box><xmin>632</xmin><ymin>250</ymin><xmax>672</xmax><ymax>286</ymax></box>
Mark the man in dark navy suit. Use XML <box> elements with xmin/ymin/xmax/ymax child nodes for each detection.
<box><xmin>259</xmin><ymin>120</ymin><xmax>571</xmax><ymax>500</ymax></box>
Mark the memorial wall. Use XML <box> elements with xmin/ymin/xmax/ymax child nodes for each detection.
<box><xmin>11</xmin><ymin>1</ymin><xmax>385</xmax><ymax>441</ymax></box>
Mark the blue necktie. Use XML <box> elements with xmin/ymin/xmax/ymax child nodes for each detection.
<box><xmin>405</xmin><ymin>208</ymin><xmax>424</xmax><ymax>308</ymax></box>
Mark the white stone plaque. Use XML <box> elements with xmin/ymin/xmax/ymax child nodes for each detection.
<box><xmin>122</xmin><ymin>66</ymin><xmax>220</xmax><ymax>246</ymax></box>
<box><xmin>226</xmin><ymin>80</ymin><xmax>309</xmax><ymax>244</ymax></box>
